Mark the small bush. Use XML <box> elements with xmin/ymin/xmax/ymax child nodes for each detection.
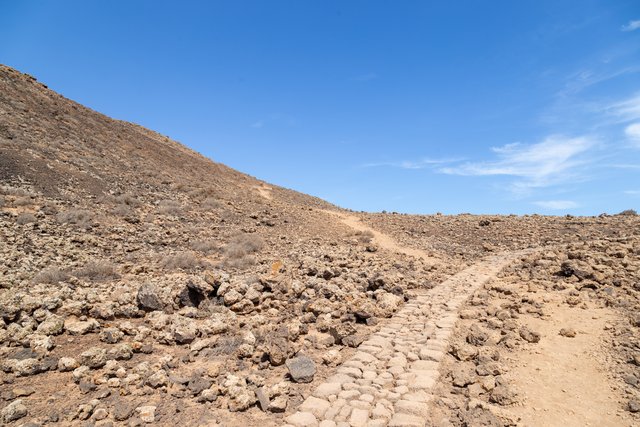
<box><xmin>16</xmin><ymin>212</ymin><xmax>37</xmax><ymax>224</ymax></box>
<box><xmin>156</xmin><ymin>199</ymin><xmax>182</xmax><ymax>216</ymax></box>
<box><xmin>190</xmin><ymin>239</ymin><xmax>218</xmax><ymax>254</ymax></box>
<box><xmin>0</xmin><ymin>186</ymin><xmax>32</xmax><ymax>197</ymax></box>
<box><xmin>111</xmin><ymin>204</ymin><xmax>133</xmax><ymax>217</ymax></box>
<box><xmin>160</xmin><ymin>252</ymin><xmax>206</xmax><ymax>271</ymax></box>
<box><xmin>57</xmin><ymin>209</ymin><xmax>92</xmax><ymax>227</ymax></box>
<box><xmin>223</xmin><ymin>234</ymin><xmax>264</xmax><ymax>258</ymax></box>
<box><xmin>74</xmin><ymin>261</ymin><xmax>119</xmax><ymax>281</ymax></box>
<box><xmin>221</xmin><ymin>234</ymin><xmax>264</xmax><ymax>269</ymax></box>
<box><xmin>201</xmin><ymin>197</ymin><xmax>222</xmax><ymax>210</ymax></box>
<box><xmin>115</xmin><ymin>194</ymin><xmax>141</xmax><ymax>207</ymax></box>
<box><xmin>618</xmin><ymin>209</ymin><xmax>638</xmax><ymax>216</ymax></box>
<box><xmin>0</xmin><ymin>197</ymin><xmax>5</xmax><ymax>208</ymax></box>
<box><xmin>33</xmin><ymin>267</ymin><xmax>70</xmax><ymax>284</ymax></box>
<box><xmin>14</xmin><ymin>196</ymin><xmax>34</xmax><ymax>207</ymax></box>
<box><xmin>353</xmin><ymin>230</ymin><xmax>374</xmax><ymax>244</ymax></box>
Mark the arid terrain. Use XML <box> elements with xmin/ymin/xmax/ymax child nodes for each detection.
<box><xmin>1</xmin><ymin>64</ymin><xmax>639</xmax><ymax>427</ymax></box>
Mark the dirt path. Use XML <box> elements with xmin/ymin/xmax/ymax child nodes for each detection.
<box><xmin>285</xmin><ymin>251</ymin><xmax>530</xmax><ymax>427</ymax></box>
<box><xmin>254</xmin><ymin>184</ymin><xmax>273</xmax><ymax>200</ymax></box>
<box><xmin>506</xmin><ymin>297</ymin><xmax>627</xmax><ymax>426</ymax></box>
<box><xmin>323</xmin><ymin>210</ymin><xmax>440</xmax><ymax>265</ymax></box>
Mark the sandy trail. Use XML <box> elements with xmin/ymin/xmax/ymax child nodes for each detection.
<box><xmin>323</xmin><ymin>210</ymin><xmax>440</xmax><ymax>265</ymax></box>
<box><xmin>254</xmin><ymin>184</ymin><xmax>273</xmax><ymax>200</ymax></box>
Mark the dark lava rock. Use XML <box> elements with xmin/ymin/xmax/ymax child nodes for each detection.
<box><xmin>285</xmin><ymin>355</ymin><xmax>316</xmax><ymax>383</ymax></box>
<box><xmin>136</xmin><ymin>284</ymin><xmax>163</xmax><ymax>311</ymax></box>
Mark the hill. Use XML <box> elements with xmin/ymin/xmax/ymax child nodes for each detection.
<box><xmin>1</xmin><ymin>65</ymin><xmax>639</xmax><ymax>426</ymax></box>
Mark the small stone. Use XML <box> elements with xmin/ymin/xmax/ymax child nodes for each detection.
<box><xmin>255</xmin><ymin>387</ymin><xmax>270</xmax><ymax>411</ymax></box>
<box><xmin>286</xmin><ymin>355</ymin><xmax>316</xmax><ymax>383</ymax></box>
<box><xmin>80</xmin><ymin>347</ymin><xmax>107</xmax><ymax>368</ymax></box>
<box><xmin>135</xmin><ymin>406</ymin><xmax>156</xmax><ymax>423</ymax></box>
<box><xmin>37</xmin><ymin>315</ymin><xmax>65</xmax><ymax>335</ymax></box>
<box><xmin>314</xmin><ymin>382</ymin><xmax>342</xmax><ymax>398</ymax></box>
<box><xmin>1</xmin><ymin>399</ymin><xmax>28</xmax><ymax>422</ymax></box>
<box><xmin>519</xmin><ymin>327</ymin><xmax>541</xmax><ymax>343</ymax></box>
<box><xmin>628</xmin><ymin>400</ymin><xmax>640</xmax><ymax>413</ymax></box>
<box><xmin>137</xmin><ymin>284</ymin><xmax>163</xmax><ymax>311</ymax></box>
<box><xmin>299</xmin><ymin>396</ymin><xmax>330</xmax><ymax>418</ymax></box>
<box><xmin>559</xmin><ymin>328</ymin><xmax>576</xmax><ymax>338</ymax></box>
<box><xmin>269</xmin><ymin>395</ymin><xmax>288</xmax><ymax>413</ymax></box>
<box><xmin>58</xmin><ymin>357</ymin><xmax>80</xmax><ymax>372</ymax></box>
<box><xmin>65</xmin><ymin>319</ymin><xmax>100</xmax><ymax>335</ymax></box>
<box><xmin>286</xmin><ymin>411</ymin><xmax>318</xmax><ymax>427</ymax></box>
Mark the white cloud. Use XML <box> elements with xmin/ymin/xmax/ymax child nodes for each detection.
<box><xmin>625</xmin><ymin>190</ymin><xmax>640</xmax><ymax>195</ymax></box>
<box><xmin>362</xmin><ymin>157</ymin><xmax>461</xmax><ymax>169</ymax></box>
<box><xmin>622</xmin><ymin>20</ymin><xmax>640</xmax><ymax>32</ymax></box>
<box><xmin>607</xmin><ymin>93</ymin><xmax>640</xmax><ymax>123</ymax></box>
<box><xmin>533</xmin><ymin>200</ymin><xmax>579</xmax><ymax>210</ymax></box>
<box><xmin>625</xmin><ymin>123</ymin><xmax>640</xmax><ymax>146</ymax></box>
<box><xmin>250</xmin><ymin>120</ymin><xmax>265</xmax><ymax>128</ymax></box>
<box><xmin>439</xmin><ymin>135</ymin><xmax>597</xmax><ymax>194</ymax></box>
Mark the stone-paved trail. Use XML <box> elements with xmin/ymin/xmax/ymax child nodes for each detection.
<box><xmin>285</xmin><ymin>250</ymin><xmax>531</xmax><ymax>427</ymax></box>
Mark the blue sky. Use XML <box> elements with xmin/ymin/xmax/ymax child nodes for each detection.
<box><xmin>1</xmin><ymin>1</ymin><xmax>639</xmax><ymax>215</ymax></box>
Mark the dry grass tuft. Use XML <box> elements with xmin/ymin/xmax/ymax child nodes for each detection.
<box><xmin>201</xmin><ymin>197</ymin><xmax>222</xmax><ymax>210</ymax></box>
<box><xmin>190</xmin><ymin>239</ymin><xmax>219</xmax><ymax>254</ymax></box>
<box><xmin>160</xmin><ymin>252</ymin><xmax>206</xmax><ymax>271</ymax></box>
<box><xmin>33</xmin><ymin>267</ymin><xmax>70</xmax><ymax>284</ymax></box>
<box><xmin>156</xmin><ymin>199</ymin><xmax>182</xmax><ymax>216</ymax></box>
<box><xmin>16</xmin><ymin>212</ymin><xmax>37</xmax><ymax>225</ymax></box>
<box><xmin>57</xmin><ymin>209</ymin><xmax>92</xmax><ymax>227</ymax></box>
<box><xmin>221</xmin><ymin>233</ymin><xmax>264</xmax><ymax>269</ymax></box>
<box><xmin>74</xmin><ymin>261</ymin><xmax>119</xmax><ymax>281</ymax></box>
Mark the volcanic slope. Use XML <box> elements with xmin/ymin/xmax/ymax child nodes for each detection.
<box><xmin>1</xmin><ymin>64</ymin><xmax>639</xmax><ymax>426</ymax></box>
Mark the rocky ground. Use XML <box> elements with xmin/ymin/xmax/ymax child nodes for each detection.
<box><xmin>1</xmin><ymin>64</ymin><xmax>640</xmax><ymax>426</ymax></box>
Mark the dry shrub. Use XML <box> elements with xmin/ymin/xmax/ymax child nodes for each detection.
<box><xmin>33</xmin><ymin>267</ymin><xmax>70</xmax><ymax>284</ymax></box>
<box><xmin>0</xmin><ymin>186</ymin><xmax>32</xmax><ymax>197</ymax></box>
<box><xmin>111</xmin><ymin>204</ymin><xmax>133</xmax><ymax>217</ymax></box>
<box><xmin>13</xmin><ymin>196</ymin><xmax>34</xmax><ymax>207</ymax></box>
<box><xmin>224</xmin><ymin>234</ymin><xmax>264</xmax><ymax>258</ymax></box>
<box><xmin>115</xmin><ymin>194</ymin><xmax>141</xmax><ymax>207</ymax></box>
<box><xmin>16</xmin><ymin>212</ymin><xmax>37</xmax><ymax>225</ymax></box>
<box><xmin>189</xmin><ymin>187</ymin><xmax>217</xmax><ymax>199</ymax></box>
<box><xmin>221</xmin><ymin>234</ymin><xmax>264</xmax><ymax>269</ymax></box>
<box><xmin>190</xmin><ymin>239</ymin><xmax>218</xmax><ymax>254</ymax></box>
<box><xmin>0</xmin><ymin>197</ymin><xmax>4</xmax><ymax>208</ymax></box>
<box><xmin>201</xmin><ymin>197</ymin><xmax>222</xmax><ymax>210</ymax></box>
<box><xmin>74</xmin><ymin>261</ymin><xmax>119</xmax><ymax>281</ymax></box>
<box><xmin>160</xmin><ymin>252</ymin><xmax>206</xmax><ymax>271</ymax></box>
<box><xmin>353</xmin><ymin>230</ymin><xmax>374</xmax><ymax>244</ymax></box>
<box><xmin>156</xmin><ymin>199</ymin><xmax>182</xmax><ymax>216</ymax></box>
<box><xmin>57</xmin><ymin>209</ymin><xmax>92</xmax><ymax>227</ymax></box>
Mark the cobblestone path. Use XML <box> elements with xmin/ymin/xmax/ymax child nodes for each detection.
<box><xmin>285</xmin><ymin>251</ymin><xmax>530</xmax><ymax>427</ymax></box>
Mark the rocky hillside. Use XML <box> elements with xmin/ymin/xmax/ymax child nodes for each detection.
<box><xmin>1</xmin><ymin>64</ymin><xmax>638</xmax><ymax>427</ymax></box>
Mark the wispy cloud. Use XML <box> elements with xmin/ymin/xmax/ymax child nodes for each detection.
<box><xmin>533</xmin><ymin>200</ymin><xmax>579</xmax><ymax>210</ymax></box>
<box><xmin>362</xmin><ymin>157</ymin><xmax>461</xmax><ymax>170</ymax></box>
<box><xmin>625</xmin><ymin>123</ymin><xmax>640</xmax><ymax>147</ymax></box>
<box><xmin>607</xmin><ymin>93</ymin><xmax>640</xmax><ymax>123</ymax></box>
<box><xmin>250</xmin><ymin>120</ymin><xmax>265</xmax><ymax>128</ymax></box>
<box><xmin>440</xmin><ymin>135</ymin><xmax>597</xmax><ymax>194</ymax></box>
<box><xmin>622</xmin><ymin>20</ymin><xmax>640</xmax><ymax>32</ymax></box>
<box><xmin>624</xmin><ymin>190</ymin><xmax>640</xmax><ymax>195</ymax></box>
<box><xmin>558</xmin><ymin>67</ymin><xmax>640</xmax><ymax>97</ymax></box>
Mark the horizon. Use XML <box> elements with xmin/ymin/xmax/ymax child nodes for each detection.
<box><xmin>1</xmin><ymin>1</ymin><xmax>639</xmax><ymax>215</ymax></box>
